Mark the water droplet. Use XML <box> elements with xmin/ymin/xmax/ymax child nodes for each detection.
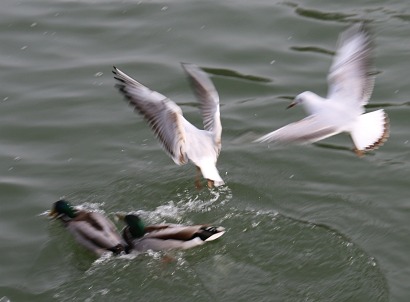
<box><xmin>30</xmin><ymin>22</ymin><xmax>37</xmax><ymax>28</ymax></box>
<box><xmin>161</xmin><ymin>6</ymin><xmax>168</xmax><ymax>11</ymax></box>
<box><xmin>21</xmin><ymin>45</ymin><xmax>28</xmax><ymax>50</ymax></box>
<box><xmin>94</xmin><ymin>72</ymin><xmax>103</xmax><ymax>77</ymax></box>
<box><xmin>3</xmin><ymin>96</ymin><xmax>9</xmax><ymax>102</ymax></box>
<box><xmin>270</xmin><ymin>60</ymin><xmax>276</xmax><ymax>64</ymax></box>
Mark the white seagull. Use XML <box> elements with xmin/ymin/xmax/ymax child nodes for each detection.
<box><xmin>255</xmin><ymin>23</ymin><xmax>389</xmax><ymax>156</ymax></box>
<box><xmin>113</xmin><ymin>63</ymin><xmax>224</xmax><ymax>188</ymax></box>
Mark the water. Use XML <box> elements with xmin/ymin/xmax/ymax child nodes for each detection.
<box><xmin>1</xmin><ymin>0</ymin><xmax>409</xmax><ymax>301</ymax></box>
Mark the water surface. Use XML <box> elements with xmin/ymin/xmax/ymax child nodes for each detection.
<box><xmin>1</xmin><ymin>0</ymin><xmax>409</xmax><ymax>301</ymax></box>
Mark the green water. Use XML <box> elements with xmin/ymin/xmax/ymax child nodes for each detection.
<box><xmin>1</xmin><ymin>0</ymin><xmax>409</xmax><ymax>301</ymax></box>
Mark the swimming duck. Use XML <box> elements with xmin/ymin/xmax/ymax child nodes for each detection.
<box><xmin>49</xmin><ymin>200</ymin><xmax>126</xmax><ymax>256</ymax></box>
<box><xmin>113</xmin><ymin>63</ymin><xmax>224</xmax><ymax>188</ymax></box>
<box><xmin>118</xmin><ymin>214</ymin><xmax>225</xmax><ymax>252</ymax></box>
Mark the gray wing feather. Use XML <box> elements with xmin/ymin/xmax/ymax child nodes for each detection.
<box><xmin>327</xmin><ymin>23</ymin><xmax>374</xmax><ymax>106</ymax></box>
<box><xmin>181</xmin><ymin>63</ymin><xmax>222</xmax><ymax>151</ymax></box>
<box><xmin>89</xmin><ymin>212</ymin><xmax>124</xmax><ymax>244</ymax></box>
<box><xmin>68</xmin><ymin>214</ymin><xmax>123</xmax><ymax>254</ymax></box>
<box><xmin>255</xmin><ymin>115</ymin><xmax>340</xmax><ymax>144</ymax></box>
<box><xmin>113</xmin><ymin>67</ymin><xmax>188</xmax><ymax>165</ymax></box>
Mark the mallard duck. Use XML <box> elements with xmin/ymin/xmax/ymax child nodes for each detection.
<box><xmin>49</xmin><ymin>200</ymin><xmax>126</xmax><ymax>256</ymax></box>
<box><xmin>113</xmin><ymin>63</ymin><xmax>224</xmax><ymax>188</ymax></box>
<box><xmin>118</xmin><ymin>214</ymin><xmax>225</xmax><ymax>252</ymax></box>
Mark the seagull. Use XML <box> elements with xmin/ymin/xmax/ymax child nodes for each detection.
<box><xmin>113</xmin><ymin>63</ymin><xmax>224</xmax><ymax>188</ymax></box>
<box><xmin>255</xmin><ymin>23</ymin><xmax>389</xmax><ymax>156</ymax></box>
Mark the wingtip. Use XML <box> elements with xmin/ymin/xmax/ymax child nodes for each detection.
<box><xmin>112</xmin><ymin>66</ymin><xmax>119</xmax><ymax>75</ymax></box>
<box><xmin>253</xmin><ymin>134</ymin><xmax>269</xmax><ymax>144</ymax></box>
<box><xmin>342</xmin><ymin>21</ymin><xmax>373</xmax><ymax>44</ymax></box>
<box><xmin>181</xmin><ymin>62</ymin><xmax>199</xmax><ymax>73</ymax></box>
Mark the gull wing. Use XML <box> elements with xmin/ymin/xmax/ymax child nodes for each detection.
<box><xmin>181</xmin><ymin>63</ymin><xmax>222</xmax><ymax>151</ymax></box>
<box><xmin>326</xmin><ymin>23</ymin><xmax>374</xmax><ymax>107</ymax></box>
<box><xmin>113</xmin><ymin>67</ymin><xmax>188</xmax><ymax>165</ymax></box>
<box><xmin>255</xmin><ymin>115</ymin><xmax>340</xmax><ymax>144</ymax></box>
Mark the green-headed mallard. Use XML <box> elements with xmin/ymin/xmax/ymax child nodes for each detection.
<box><xmin>112</xmin><ymin>63</ymin><xmax>224</xmax><ymax>189</ymax></box>
<box><xmin>49</xmin><ymin>200</ymin><xmax>126</xmax><ymax>256</ymax></box>
<box><xmin>119</xmin><ymin>214</ymin><xmax>225</xmax><ymax>252</ymax></box>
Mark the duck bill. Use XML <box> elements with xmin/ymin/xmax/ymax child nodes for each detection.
<box><xmin>115</xmin><ymin>212</ymin><xmax>127</xmax><ymax>222</ymax></box>
<box><xmin>48</xmin><ymin>209</ymin><xmax>58</xmax><ymax>218</ymax></box>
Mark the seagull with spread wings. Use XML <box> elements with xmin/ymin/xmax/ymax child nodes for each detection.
<box><xmin>256</xmin><ymin>23</ymin><xmax>389</xmax><ymax>156</ymax></box>
<box><xmin>113</xmin><ymin>63</ymin><xmax>224</xmax><ymax>188</ymax></box>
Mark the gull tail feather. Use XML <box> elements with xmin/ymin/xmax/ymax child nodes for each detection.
<box><xmin>350</xmin><ymin>109</ymin><xmax>389</xmax><ymax>153</ymax></box>
<box><xmin>200</xmin><ymin>163</ymin><xmax>224</xmax><ymax>187</ymax></box>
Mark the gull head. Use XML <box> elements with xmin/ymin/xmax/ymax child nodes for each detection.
<box><xmin>287</xmin><ymin>91</ymin><xmax>313</xmax><ymax>109</ymax></box>
<box><xmin>287</xmin><ymin>93</ymin><xmax>305</xmax><ymax>109</ymax></box>
<box><xmin>287</xmin><ymin>91</ymin><xmax>324</xmax><ymax>115</ymax></box>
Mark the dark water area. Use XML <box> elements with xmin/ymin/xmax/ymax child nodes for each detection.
<box><xmin>1</xmin><ymin>0</ymin><xmax>409</xmax><ymax>301</ymax></box>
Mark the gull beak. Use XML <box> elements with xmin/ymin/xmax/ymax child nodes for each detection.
<box><xmin>286</xmin><ymin>101</ymin><xmax>296</xmax><ymax>109</ymax></box>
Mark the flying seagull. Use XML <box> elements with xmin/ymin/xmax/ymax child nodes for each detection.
<box><xmin>255</xmin><ymin>23</ymin><xmax>389</xmax><ymax>156</ymax></box>
<box><xmin>113</xmin><ymin>63</ymin><xmax>224</xmax><ymax>188</ymax></box>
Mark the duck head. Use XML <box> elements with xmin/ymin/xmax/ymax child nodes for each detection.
<box><xmin>124</xmin><ymin>214</ymin><xmax>146</xmax><ymax>238</ymax></box>
<box><xmin>49</xmin><ymin>199</ymin><xmax>76</xmax><ymax>219</ymax></box>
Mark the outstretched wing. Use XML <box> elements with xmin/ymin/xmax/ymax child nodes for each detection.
<box><xmin>255</xmin><ymin>115</ymin><xmax>340</xmax><ymax>145</ymax></box>
<box><xmin>113</xmin><ymin>66</ymin><xmax>188</xmax><ymax>165</ymax></box>
<box><xmin>181</xmin><ymin>63</ymin><xmax>222</xmax><ymax>151</ymax></box>
<box><xmin>327</xmin><ymin>23</ymin><xmax>374</xmax><ymax>107</ymax></box>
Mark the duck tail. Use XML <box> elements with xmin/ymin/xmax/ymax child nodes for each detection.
<box><xmin>108</xmin><ymin>244</ymin><xmax>126</xmax><ymax>255</ymax></box>
<box><xmin>350</xmin><ymin>109</ymin><xmax>389</xmax><ymax>155</ymax></box>
<box><xmin>196</xmin><ymin>226</ymin><xmax>225</xmax><ymax>242</ymax></box>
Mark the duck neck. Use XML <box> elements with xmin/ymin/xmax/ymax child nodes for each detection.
<box><xmin>122</xmin><ymin>227</ymin><xmax>135</xmax><ymax>247</ymax></box>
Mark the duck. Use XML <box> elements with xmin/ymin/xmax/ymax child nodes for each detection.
<box><xmin>118</xmin><ymin>214</ymin><xmax>225</xmax><ymax>252</ymax></box>
<box><xmin>112</xmin><ymin>63</ymin><xmax>224</xmax><ymax>188</ymax></box>
<box><xmin>49</xmin><ymin>200</ymin><xmax>126</xmax><ymax>256</ymax></box>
